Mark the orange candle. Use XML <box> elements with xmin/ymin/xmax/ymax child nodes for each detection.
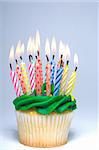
<box><xmin>15</xmin><ymin>42</ymin><xmax>26</xmax><ymax>94</ymax></box>
<box><xmin>45</xmin><ymin>38</ymin><xmax>51</xmax><ymax>96</ymax></box>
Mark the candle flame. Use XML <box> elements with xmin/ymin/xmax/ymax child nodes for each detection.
<box><xmin>35</xmin><ymin>30</ymin><xmax>40</xmax><ymax>51</ymax></box>
<box><xmin>45</xmin><ymin>38</ymin><xmax>50</xmax><ymax>57</ymax></box>
<box><xmin>27</xmin><ymin>36</ymin><xmax>32</xmax><ymax>55</ymax></box>
<box><xmin>21</xmin><ymin>43</ymin><xmax>25</xmax><ymax>55</ymax></box>
<box><xmin>74</xmin><ymin>53</ymin><xmax>78</xmax><ymax>67</ymax></box>
<box><xmin>15</xmin><ymin>41</ymin><xmax>21</xmax><ymax>59</ymax></box>
<box><xmin>59</xmin><ymin>41</ymin><xmax>64</xmax><ymax>58</ymax></box>
<box><xmin>9</xmin><ymin>45</ymin><xmax>14</xmax><ymax>63</ymax></box>
<box><xmin>51</xmin><ymin>37</ymin><xmax>56</xmax><ymax>55</ymax></box>
<box><xmin>65</xmin><ymin>44</ymin><xmax>70</xmax><ymax>60</ymax></box>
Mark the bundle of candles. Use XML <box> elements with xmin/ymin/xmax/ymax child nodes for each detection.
<box><xmin>9</xmin><ymin>31</ymin><xmax>78</xmax><ymax>97</ymax></box>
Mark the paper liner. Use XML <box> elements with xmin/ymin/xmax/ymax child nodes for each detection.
<box><xmin>16</xmin><ymin>110</ymin><xmax>73</xmax><ymax>147</ymax></box>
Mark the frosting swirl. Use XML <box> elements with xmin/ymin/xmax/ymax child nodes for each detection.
<box><xmin>13</xmin><ymin>95</ymin><xmax>77</xmax><ymax>115</ymax></box>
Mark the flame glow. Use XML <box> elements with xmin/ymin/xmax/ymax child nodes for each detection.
<box><xmin>51</xmin><ymin>37</ymin><xmax>56</xmax><ymax>55</ymax></box>
<box><xmin>65</xmin><ymin>44</ymin><xmax>70</xmax><ymax>60</ymax></box>
<box><xmin>15</xmin><ymin>41</ymin><xmax>21</xmax><ymax>59</ymax></box>
<box><xmin>45</xmin><ymin>38</ymin><xmax>50</xmax><ymax>57</ymax></box>
<box><xmin>9</xmin><ymin>46</ymin><xmax>14</xmax><ymax>63</ymax></box>
<box><xmin>59</xmin><ymin>41</ymin><xmax>64</xmax><ymax>58</ymax></box>
<box><xmin>74</xmin><ymin>53</ymin><xmax>78</xmax><ymax>66</ymax></box>
<box><xmin>35</xmin><ymin>30</ymin><xmax>40</xmax><ymax>51</ymax></box>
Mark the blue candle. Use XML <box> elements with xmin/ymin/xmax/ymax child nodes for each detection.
<box><xmin>54</xmin><ymin>66</ymin><xmax>63</xmax><ymax>96</ymax></box>
<box><xmin>50</xmin><ymin>55</ymin><xmax>55</xmax><ymax>85</ymax></box>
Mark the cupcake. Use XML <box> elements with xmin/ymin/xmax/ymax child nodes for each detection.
<box><xmin>9</xmin><ymin>32</ymin><xmax>78</xmax><ymax>147</ymax></box>
<box><xmin>13</xmin><ymin>94</ymin><xmax>76</xmax><ymax>147</ymax></box>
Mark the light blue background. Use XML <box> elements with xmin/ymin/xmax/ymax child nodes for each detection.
<box><xmin>0</xmin><ymin>1</ymin><xmax>97</xmax><ymax>147</ymax></box>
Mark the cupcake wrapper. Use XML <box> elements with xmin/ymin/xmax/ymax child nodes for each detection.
<box><xmin>16</xmin><ymin>111</ymin><xmax>73</xmax><ymax>147</ymax></box>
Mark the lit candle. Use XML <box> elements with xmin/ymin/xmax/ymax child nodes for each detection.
<box><xmin>54</xmin><ymin>41</ymin><xmax>64</xmax><ymax>96</ymax></box>
<box><xmin>15</xmin><ymin>41</ymin><xmax>27</xmax><ymax>94</ymax></box>
<box><xmin>20</xmin><ymin>43</ymin><xmax>31</xmax><ymax>95</ymax></box>
<box><xmin>59</xmin><ymin>44</ymin><xmax>70</xmax><ymax>95</ymax></box>
<box><xmin>45</xmin><ymin>38</ymin><xmax>51</xmax><ymax>96</ymax></box>
<box><xmin>27</xmin><ymin>37</ymin><xmax>35</xmax><ymax>92</ymax></box>
<box><xmin>9</xmin><ymin>46</ymin><xmax>21</xmax><ymax>97</ymax></box>
<box><xmin>35</xmin><ymin>30</ymin><xmax>43</xmax><ymax>87</ymax></box>
<box><xmin>50</xmin><ymin>37</ymin><xmax>56</xmax><ymax>85</ymax></box>
<box><xmin>65</xmin><ymin>53</ymin><xmax>78</xmax><ymax>95</ymax></box>
<box><xmin>35</xmin><ymin>56</ymin><xmax>42</xmax><ymax>95</ymax></box>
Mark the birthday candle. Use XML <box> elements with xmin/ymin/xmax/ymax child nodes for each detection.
<box><xmin>50</xmin><ymin>37</ymin><xmax>56</xmax><ymax>85</ymax></box>
<box><xmin>15</xmin><ymin>42</ymin><xmax>27</xmax><ymax>94</ymax></box>
<box><xmin>65</xmin><ymin>53</ymin><xmax>78</xmax><ymax>95</ymax></box>
<box><xmin>9</xmin><ymin>46</ymin><xmax>21</xmax><ymax>97</ymax></box>
<box><xmin>27</xmin><ymin>37</ymin><xmax>35</xmax><ymax>92</ymax></box>
<box><xmin>35</xmin><ymin>30</ymin><xmax>43</xmax><ymax>87</ymax></box>
<box><xmin>20</xmin><ymin>44</ymin><xmax>31</xmax><ymax>95</ymax></box>
<box><xmin>35</xmin><ymin>57</ymin><xmax>42</xmax><ymax>95</ymax></box>
<box><xmin>59</xmin><ymin>44</ymin><xmax>70</xmax><ymax>95</ymax></box>
<box><xmin>54</xmin><ymin>41</ymin><xmax>64</xmax><ymax>96</ymax></box>
<box><xmin>45</xmin><ymin>39</ymin><xmax>51</xmax><ymax>96</ymax></box>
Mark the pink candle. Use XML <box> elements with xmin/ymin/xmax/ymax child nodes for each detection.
<box><xmin>9</xmin><ymin>46</ymin><xmax>21</xmax><ymax>97</ymax></box>
<box><xmin>27</xmin><ymin>37</ymin><xmax>35</xmax><ymax>92</ymax></box>
<box><xmin>10</xmin><ymin>69</ymin><xmax>21</xmax><ymax>97</ymax></box>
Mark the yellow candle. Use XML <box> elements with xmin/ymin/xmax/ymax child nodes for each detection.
<box><xmin>65</xmin><ymin>53</ymin><xmax>78</xmax><ymax>96</ymax></box>
<box><xmin>59</xmin><ymin>44</ymin><xmax>70</xmax><ymax>95</ymax></box>
<box><xmin>20</xmin><ymin>43</ymin><xmax>31</xmax><ymax>95</ymax></box>
<box><xmin>59</xmin><ymin>65</ymin><xmax>69</xmax><ymax>95</ymax></box>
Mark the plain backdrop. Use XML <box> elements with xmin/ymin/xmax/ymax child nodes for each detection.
<box><xmin>0</xmin><ymin>1</ymin><xmax>97</xmax><ymax>150</ymax></box>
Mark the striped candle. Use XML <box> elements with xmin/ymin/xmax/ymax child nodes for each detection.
<box><xmin>28</xmin><ymin>58</ymin><xmax>35</xmax><ymax>92</ymax></box>
<box><xmin>59</xmin><ymin>64</ymin><xmax>69</xmax><ymax>95</ymax></box>
<box><xmin>10</xmin><ymin>67</ymin><xmax>21</xmax><ymax>97</ymax></box>
<box><xmin>9</xmin><ymin>46</ymin><xmax>21</xmax><ymax>97</ymax></box>
<box><xmin>65</xmin><ymin>53</ymin><xmax>78</xmax><ymax>96</ymax></box>
<box><xmin>50</xmin><ymin>37</ymin><xmax>56</xmax><ymax>85</ymax></box>
<box><xmin>59</xmin><ymin>44</ymin><xmax>70</xmax><ymax>95</ymax></box>
<box><xmin>50</xmin><ymin>55</ymin><xmax>55</xmax><ymax>85</ymax></box>
<box><xmin>65</xmin><ymin>71</ymin><xmax>76</xmax><ymax>96</ymax></box>
<box><xmin>54</xmin><ymin>67</ymin><xmax>63</xmax><ymax>96</ymax></box>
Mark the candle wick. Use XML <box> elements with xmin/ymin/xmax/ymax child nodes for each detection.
<box><xmin>15</xmin><ymin>59</ymin><xmax>18</xmax><ymax>64</ymax></box>
<box><xmin>52</xmin><ymin>55</ymin><xmax>55</xmax><ymax>60</ymax></box>
<box><xmin>75</xmin><ymin>66</ymin><xmax>77</xmax><ymax>71</ymax></box>
<box><xmin>37</xmin><ymin>51</ymin><xmax>40</xmax><ymax>56</ymax></box>
<box><xmin>61</xmin><ymin>54</ymin><xmax>63</xmax><ymax>59</ymax></box>
<box><xmin>67</xmin><ymin>60</ymin><xmax>69</xmax><ymax>65</ymax></box>
<box><xmin>10</xmin><ymin>63</ymin><xmax>12</xmax><ymax>70</ymax></box>
<box><xmin>20</xmin><ymin>56</ymin><xmax>22</xmax><ymax>60</ymax></box>
<box><xmin>29</xmin><ymin>55</ymin><xmax>33</xmax><ymax>62</ymax></box>
<box><xmin>46</xmin><ymin>55</ymin><xmax>49</xmax><ymax>62</ymax></box>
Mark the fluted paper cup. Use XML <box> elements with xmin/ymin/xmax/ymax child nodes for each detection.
<box><xmin>16</xmin><ymin>110</ymin><xmax>73</xmax><ymax>147</ymax></box>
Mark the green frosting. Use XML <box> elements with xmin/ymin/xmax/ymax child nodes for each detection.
<box><xmin>13</xmin><ymin>94</ymin><xmax>77</xmax><ymax>115</ymax></box>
